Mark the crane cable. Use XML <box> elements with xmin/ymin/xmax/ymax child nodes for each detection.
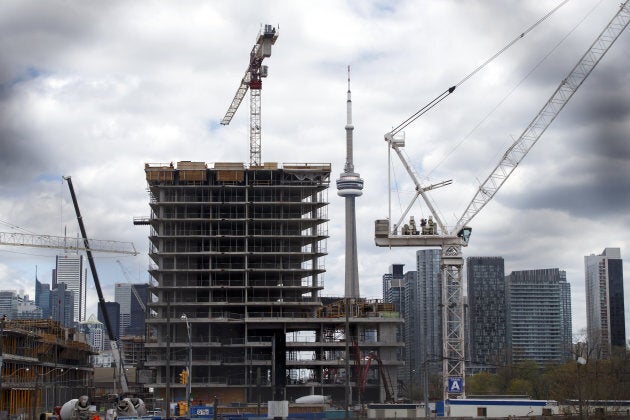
<box><xmin>456</xmin><ymin>0</ymin><xmax>570</xmax><ymax>88</ymax></box>
<box><xmin>429</xmin><ymin>0</ymin><xmax>604</xmax><ymax>182</ymax></box>
<box><xmin>389</xmin><ymin>0</ymin><xmax>570</xmax><ymax>137</ymax></box>
<box><xmin>389</xmin><ymin>87</ymin><xmax>455</xmax><ymax>136</ymax></box>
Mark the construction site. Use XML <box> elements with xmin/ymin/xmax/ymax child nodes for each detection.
<box><xmin>140</xmin><ymin>23</ymin><xmax>404</xmax><ymax>414</ymax></box>
<box><xmin>1</xmin><ymin>3</ymin><xmax>628</xmax><ymax>418</ymax></box>
<box><xmin>142</xmin><ymin>161</ymin><xmax>404</xmax><ymax>410</ymax></box>
<box><xmin>0</xmin><ymin>319</ymin><xmax>95</xmax><ymax>418</ymax></box>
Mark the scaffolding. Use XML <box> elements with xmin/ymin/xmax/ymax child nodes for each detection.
<box><xmin>0</xmin><ymin>320</ymin><xmax>95</xmax><ymax>419</ymax></box>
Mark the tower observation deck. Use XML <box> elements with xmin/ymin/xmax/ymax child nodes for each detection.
<box><xmin>336</xmin><ymin>67</ymin><xmax>363</xmax><ymax>299</ymax></box>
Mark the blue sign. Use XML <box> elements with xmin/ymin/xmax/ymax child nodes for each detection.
<box><xmin>190</xmin><ymin>406</ymin><xmax>214</xmax><ymax>418</ymax></box>
<box><xmin>448</xmin><ymin>377</ymin><xmax>464</xmax><ymax>394</ymax></box>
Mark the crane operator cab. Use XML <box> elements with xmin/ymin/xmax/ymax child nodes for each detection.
<box><xmin>457</xmin><ymin>226</ymin><xmax>472</xmax><ymax>244</ymax></box>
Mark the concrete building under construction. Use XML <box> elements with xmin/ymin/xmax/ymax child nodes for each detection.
<box><xmin>142</xmin><ymin>161</ymin><xmax>403</xmax><ymax>408</ymax></box>
<box><xmin>0</xmin><ymin>319</ymin><xmax>95</xmax><ymax>418</ymax></box>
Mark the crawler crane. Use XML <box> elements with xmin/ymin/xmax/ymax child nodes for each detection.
<box><xmin>63</xmin><ymin>177</ymin><xmax>145</xmax><ymax>418</ymax></box>
<box><xmin>359</xmin><ymin>352</ymin><xmax>395</xmax><ymax>403</ymax></box>
<box><xmin>375</xmin><ymin>1</ymin><xmax>630</xmax><ymax>401</ymax></box>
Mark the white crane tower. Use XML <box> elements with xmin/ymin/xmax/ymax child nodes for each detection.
<box><xmin>375</xmin><ymin>1</ymin><xmax>630</xmax><ymax>402</ymax></box>
<box><xmin>221</xmin><ymin>24</ymin><xmax>279</xmax><ymax>167</ymax></box>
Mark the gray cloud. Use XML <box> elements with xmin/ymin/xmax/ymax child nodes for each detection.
<box><xmin>0</xmin><ymin>0</ymin><xmax>628</xmax><ymax>338</ymax></box>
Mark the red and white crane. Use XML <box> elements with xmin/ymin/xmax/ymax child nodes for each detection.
<box><xmin>221</xmin><ymin>24</ymin><xmax>279</xmax><ymax>167</ymax></box>
<box><xmin>375</xmin><ymin>1</ymin><xmax>630</xmax><ymax>401</ymax></box>
<box><xmin>359</xmin><ymin>352</ymin><xmax>395</xmax><ymax>403</ymax></box>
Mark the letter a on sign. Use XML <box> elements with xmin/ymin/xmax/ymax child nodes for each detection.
<box><xmin>448</xmin><ymin>377</ymin><xmax>463</xmax><ymax>393</ymax></box>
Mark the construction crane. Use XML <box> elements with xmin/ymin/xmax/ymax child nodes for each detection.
<box><xmin>116</xmin><ymin>259</ymin><xmax>146</xmax><ymax>312</ymax></box>
<box><xmin>0</xmin><ymin>231</ymin><xmax>137</xmax><ymax>255</ymax></box>
<box><xmin>375</xmin><ymin>2</ymin><xmax>630</xmax><ymax>402</ymax></box>
<box><xmin>359</xmin><ymin>352</ymin><xmax>395</xmax><ymax>404</ymax></box>
<box><xmin>221</xmin><ymin>24</ymin><xmax>279</xmax><ymax>167</ymax></box>
<box><xmin>62</xmin><ymin>176</ymin><xmax>132</xmax><ymax>401</ymax></box>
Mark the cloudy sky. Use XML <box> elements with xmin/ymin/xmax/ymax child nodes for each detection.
<box><xmin>1</xmin><ymin>0</ymin><xmax>628</xmax><ymax>342</ymax></box>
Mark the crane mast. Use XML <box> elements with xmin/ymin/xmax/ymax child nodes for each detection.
<box><xmin>375</xmin><ymin>1</ymin><xmax>629</xmax><ymax>402</ymax></box>
<box><xmin>221</xmin><ymin>24</ymin><xmax>278</xmax><ymax>167</ymax></box>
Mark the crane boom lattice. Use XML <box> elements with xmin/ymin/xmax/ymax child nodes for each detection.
<box><xmin>0</xmin><ymin>231</ymin><xmax>138</xmax><ymax>255</ymax></box>
<box><xmin>221</xmin><ymin>24</ymin><xmax>278</xmax><ymax>166</ymax></box>
<box><xmin>455</xmin><ymin>1</ymin><xmax>630</xmax><ymax>232</ymax></box>
<box><xmin>375</xmin><ymin>1</ymin><xmax>629</xmax><ymax>402</ymax></box>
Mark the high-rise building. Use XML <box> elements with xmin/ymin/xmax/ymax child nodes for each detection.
<box><xmin>559</xmin><ymin>271</ymin><xmax>573</xmax><ymax>361</ymax></box>
<box><xmin>401</xmin><ymin>248</ymin><xmax>443</xmax><ymax>397</ymax></box>
<box><xmin>53</xmin><ymin>254</ymin><xmax>87</xmax><ymax>323</ymax></box>
<box><xmin>401</xmin><ymin>270</ymin><xmax>418</xmax><ymax>386</ymax></box>
<box><xmin>466</xmin><ymin>257</ymin><xmax>507</xmax><ymax>372</ymax></box>
<box><xmin>115</xmin><ymin>283</ymin><xmax>132</xmax><ymax>336</ymax></box>
<box><xmin>35</xmin><ymin>277</ymin><xmax>51</xmax><ymax>319</ymax></box>
<box><xmin>585</xmin><ymin>247</ymin><xmax>625</xmax><ymax>359</ymax></box>
<box><xmin>398</xmin><ymin>250</ymin><xmax>441</xmax><ymax>398</ymax></box>
<box><xmin>0</xmin><ymin>290</ymin><xmax>21</xmax><ymax>319</ymax></box>
<box><xmin>115</xmin><ymin>283</ymin><xmax>149</xmax><ymax>337</ymax></box>
<box><xmin>383</xmin><ymin>264</ymin><xmax>406</xmax><ymax>386</ymax></box>
<box><xmin>49</xmin><ymin>282</ymin><xmax>74</xmax><ymax>327</ymax></box>
<box><xmin>128</xmin><ymin>284</ymin><xmax>148</xmax><ymax>336</ymax></box>
<box><xmin>98</xmin><ymin>301</ymin><xmax>121</xmax><ymax>343</ymax></box>
<box><xmin>506</xmin><ymin>268</ymin><xmax>572</xmax><ymax>366</ymax></box>
<box><xmin>383</xmin><ymin>264</ymin><xmax>405</xmax><ymax>313</ymax></box>
<box><xmin>79</xmin><ymin>314</ymin><xmax>105</xmax><ymax>351</ymax></box>
<box><xmin>142</xmin><ymin>160</ymin><xmax>402</xmax><ymax>404</ymax></box>
<box><xmin>416</xmin><ymin>249</ymin><xmax>442</xmax><ymax>369</ymax></box>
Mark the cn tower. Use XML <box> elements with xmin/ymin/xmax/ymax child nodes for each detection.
<box><xmin>336</xmin><ymin>66</ymin><xmax>364</xmax><ymax>299</ymax></box>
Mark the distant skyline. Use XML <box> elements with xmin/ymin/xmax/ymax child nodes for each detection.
<box><xmin>0</xmin><ymin>0</ymin><xmax>628</xmax><ymax>341</ymax></box>
<box><xmin>0</xmin><ymin>247</ymin><xmax>624</xmax><ymax>346</ymax></box>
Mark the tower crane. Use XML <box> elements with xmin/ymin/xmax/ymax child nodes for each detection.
<box><xmin>374</xmin><ymin>1</ymin><xmax>630</xmax><ymax>401</ymax></box>
<box><xmin>221</xmin><ymin>24</ymin><xmax>279</xmax><ymax>167</ymax></box>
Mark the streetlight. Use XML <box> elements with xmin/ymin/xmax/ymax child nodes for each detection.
<box><xmin>181</xmin><ymin>314</ymin><xmax>192</xmax><ymax>417</ymax></box>
<box><xmin>577</xmin><ymin>356</ymin><xmax>587</xmax><ymax>419</ymax></box>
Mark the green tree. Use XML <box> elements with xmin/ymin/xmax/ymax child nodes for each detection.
<box><xmin>507</xmin><ymin>378</ymin><xmax>533</xmax><ymax>396</ymax></box>
<box><xmin>466</xmin><ymin>371</ymin><xmax>501</xmax><ymax>395</ymax></box>
<box><xmin>545</xmin><ymin>362</ymin><xmax>577</xmax><ymax>401</ymax></box>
